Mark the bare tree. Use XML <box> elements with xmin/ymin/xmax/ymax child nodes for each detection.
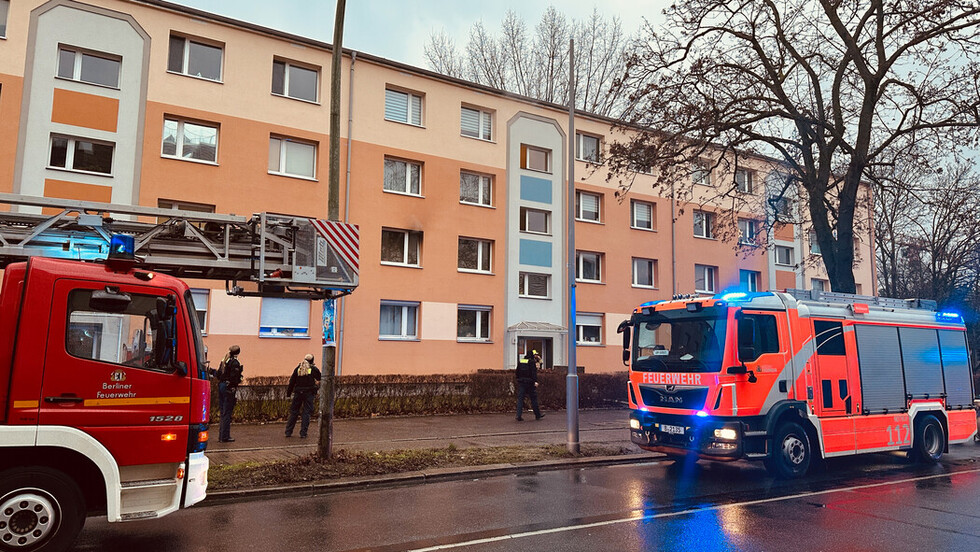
<box><xmin>466</xmin><ymin>21</ymin><xmax>509</xmax><ymax>90</ymax></box>
<box><xmin>607</xmin><ymin>1</ymin><xmax>980</xmax><ymax>292</ymax></box>
<box><xmin>424</xmin><ymin>30</ymin><xmax>464</xmax><ymax>79</ymax></box>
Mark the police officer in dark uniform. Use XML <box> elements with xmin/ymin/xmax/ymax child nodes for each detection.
<box><xmin>217</xmin><ymin>345</ymin><xmax>243</xmax><ymax>442</ymax></box>
<box><xmin>285</xmin><ymin>354</ymin><xmax>322</xmax><ymax>438</ymax></box>
<box><xmin>516</xmin><ymin>349</ymin><xmax>544</xmax><ymax>421</ymax></box>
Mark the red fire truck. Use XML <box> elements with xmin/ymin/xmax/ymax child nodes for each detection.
<box><xmin>619</xmin><ymin>290</ymin><xmax>977</xmax><ymax>478</ymax></box>
<box><xmin>0</xmin><ymin>194</ymin><xmax>358</xmax><ymax>551</ymax></box>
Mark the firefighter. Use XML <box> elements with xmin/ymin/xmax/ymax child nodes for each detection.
<box><xmin>516</xmin><ymin>349</ymin><xmax>544</xmax><ymax>421</ymax></box>
<box><xmin>285</xmin><ymin>354</ymin><xmax>322</xmax><ymax>438</ymax></box>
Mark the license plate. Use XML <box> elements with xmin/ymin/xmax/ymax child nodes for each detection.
<box><xmin>661</xmin><ymin>424</ymin><xmax>685</xmax><ymax>435</ymax></box>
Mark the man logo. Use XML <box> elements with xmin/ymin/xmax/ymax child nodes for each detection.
<box><xmin>664</xmin><ymin>385</ymin><xmax>677</xmax><ymax>393</ymax></box>
<box><xmin>110</xmin><ymin>369</ymin><xmax>127</xmax><ymax>382</ymax></box>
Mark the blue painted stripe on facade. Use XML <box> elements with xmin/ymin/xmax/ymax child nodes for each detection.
<box><xmin>520</xmin><ymin>175</ymin><xmax>552</xmax><ymax>204</ymax></box>
<box><xmin>520</xmin><ymin>239</ymin><xmax>552</xmax><ymax>267</ymax></box>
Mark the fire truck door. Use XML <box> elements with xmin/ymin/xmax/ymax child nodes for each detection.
<box><xmin>37</xmin><ymin>279</ymin><xmax>192</xmax><ymax>466</ymax></box>
<box><xmin>811</xmin><ymin>319</ymin><xmax>854</xmax><ymax>416</ymax></box>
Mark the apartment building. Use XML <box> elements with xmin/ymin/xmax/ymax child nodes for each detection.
<box><xmin>0</xmin><ymin>0</ymin><xmax>876</xmax><ymax>377</ymax></box>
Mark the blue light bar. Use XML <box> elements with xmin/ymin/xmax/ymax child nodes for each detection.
<box><xmin>696</xmin><ymin>410</ymin><xmax>709</xmax><ymax>418</ymax></box>
<box><xmin>719</xmin><ymin>292</ymin><xmax>748</xmax><ymax>302</ymax></box>
<box><xmin>937</xmin><ymin>311</ymin><xmax>962</xmax><ymax>323</ymax></box>
<box><xmin>108</xmin><ymin>234</ymin><xmax>135</xmax><ymax>260</ymax></box>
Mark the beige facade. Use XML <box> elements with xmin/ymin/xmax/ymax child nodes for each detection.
<box><xmin>0</xmin><ymin>0</ymin><xmax>876</xmax><ymax>378</ymax></box>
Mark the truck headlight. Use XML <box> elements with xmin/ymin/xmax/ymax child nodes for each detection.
<box><xmin>713</xmin><ymin>428</ymin><xmax>737</xmax><ymax>440</ymax></box>
<box><xmin>630</xmin><ymin>419</ymin><xmax>641</xmax><ymax>430</ymax></box>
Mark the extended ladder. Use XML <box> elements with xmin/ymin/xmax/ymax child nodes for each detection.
<box><xmin>0</xmin><ymin>193</ymin><xmax>359</xmax><ymax>300</ymax></box>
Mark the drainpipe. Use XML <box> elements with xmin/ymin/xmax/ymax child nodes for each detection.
<box><xmin>670</xmin><ymin>180</ymin><xmax>677</xmax><ymax>295</ymax></box>
<box><xmin>337</xmin><ymin>51</ymin><xmax>356</xmax><ymax>376</ymax></box>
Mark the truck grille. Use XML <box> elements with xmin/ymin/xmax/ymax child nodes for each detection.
<box><xmin>638</xmin><ymin>385</ymin><xmax>709</xmax><ymax>410</ymax></box>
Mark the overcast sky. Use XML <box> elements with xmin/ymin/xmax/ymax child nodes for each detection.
<box><xmin>167</xmin><ymin>0</ymin><xmax>663</xmax><ymax>69</ymax></box>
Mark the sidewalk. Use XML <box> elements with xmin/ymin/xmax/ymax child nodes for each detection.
<box><xmin>205</xmin><ymin>408</ymin><xmax>642</xmax><ymax>467</ymax></box>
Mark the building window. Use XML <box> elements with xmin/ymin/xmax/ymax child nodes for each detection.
<box><xmin>735</xmin><ymin>168</ymin><xmax>754</xmax><ymax>193</ymax></box>
<box><xmin>0</xmin><ymin>0</ymin><xmax>7</xmax><ymax>38</ymax></box>
<box><xmin>383</xmin><ymin>157</ymin><xmax>422</xmax><ymax>196</ymax></box>
<box><xmin>385</xmin><ymin>87</ymin><xmax>423</xmax><ymax>126</ymax></box>
<box><xmin>460</xmin><ymin>171</ymin><xmax>492</xmax><ymax>206</ymax></box>
<box><xmin>458</xmin><ymin>237</ymin><xmax>492</xmax><ymax>273</ymax></box>
<box><xmin>272</xmin><ymin>59</ymin><xmax>318</xmax><ymax>102</ymax></box>
<box><xmin>775</xmin><ymin>245</ymin><xmax>794</xmax><ymax>266</ymax></box>
<box><xmin>460</xmin><ymin>105</ymin><xmax>492</xmax><ymax>141</ymax></box>
<box><xmin>577</xmin><ymin>313</ymin><xmax>603</xmax><ymax>344</ymax></box>
<box><xmin>57</xmin><ymin>47</ymin><xmax>120</xmax><ymax>88</ymax></box>
<box><xmin>167</xmin><ymin>34</ymin><xmax>223</xmax><ymax>81</ymax></box>
<box><xmin>189</xmin><ymin>289</ymin><xmax>209</xmax><ymax>333</ymax></box>
<box><xmin>693</xmin><ymin>210</ymin><xmax>714</xmax><ymax>238</ymax></box>
<box><xmin>162</xmin><ymin>117</ymin><xmax>218</xmax><ymax>163</ymax></box>
<box><xmin>771</xmin><ymin>196</ymin><xmax>794</xmax><ymax>218</ymax></box>
<box><xmin>695</xmin><ymin>264</ymin><xmax>717</xmax><ymax>293</ymax></box>
<box><xmin>576</xmin><ymin>191</ymin><xmax>601</xmax><ymax>222</ymax></box>
<box><xmin>457</xmin><ymin>306</ymin><xmax>491</xmax><ymax>341</ymax></box>
<box><xmin>268</xmin><ymin>136</ymin><xmax>316</xmax><ymax>179</ymax></box>
<box><xmin>519</xmin><ymin>272</ymin><xmax>550</xmax><ymax>298</ymax></box>
<box><xmin>631</xmin><ymin>200</ymin><xmax>655</xmax><ymax>230</ymax></box>
<box><xmin>811</xmin><ymin>278</ymin><xmax>827</xmax><ymax>292</ymax></box>
<box><xmin>380</xmin><ymin>301</ymin><xmax>418</xmax><ymax>339</ymax></box>
<box><xmin>692</xmin><ymin>161</ymin><xmax>712</xmax><ymax>186</ymax></box>
<box><xmin>576</xmin><ymin>133</ymin><xmax>600</xmax><ymax>163</ymax></box>
<box><xmin>576</xmin><ymin>251</ymin><xmax>602</xmax><ymax>283</ymax></box>
<box><xmin>520</xmin><ymin>207</ymin><xmax>551</xmax><ymax>235</ymax></box>
<box><xmin>521</xmin><ymin>144</ymin><xmax>551</xmax><ymax>173</ymax></box>
<box><xmin>738</xmin><ymin>218</ymin><xmax>758</xmax><ymax>245</ymax></box>
<box><xmin>381</xmin><ymin>228</ymin><xmax>422</xmax><ymax>266</ymax></box>
<box><xmin>632</xmin><ymin>258</ymin><xmax>657</xmax><ymax>288</ymax></box>
<box><xmin>259</xmin><ymin>297</ymin><xmax>310</xmax><ymax>338</ymax></box>
<box><xmin>49</xmin><ymin>135</ymin><xmax>113</xmax><ymax>175</ymax></box>
<box><xmin>740</xmin><ymin>270</ymin><xmax>760</xmax><ymax>292</ymax></box>
<box><xmin>809</xmin><ymin>231</ymin><xmax>821</xmax><ymax>255</ymax></box>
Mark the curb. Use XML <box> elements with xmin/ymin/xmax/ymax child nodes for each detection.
<box><xmin>203</xmin><ymin>452</ymin><xmax>662</xmax><ymax>505</ymax></box>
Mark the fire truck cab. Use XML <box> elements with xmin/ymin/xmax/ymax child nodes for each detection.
<box><xmin>620</xmin><ymin>290</ymin><xmax>978</xmax><ymax>478</ymax></box>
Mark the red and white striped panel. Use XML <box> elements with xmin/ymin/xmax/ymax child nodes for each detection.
<box><xmin>310</xmin><ymin>219</ymin><xmax>359</xmax><ymax>275</ymax></box>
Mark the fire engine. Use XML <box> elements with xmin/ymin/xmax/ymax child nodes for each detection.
<box><xmin>0</xmin><ymin>194</ymin><xmax>358</xmax><ymax>551</ymax></box>
<box><xmin>619</xmin><ymin>289</ymin><xmax>977</xmax><ymax>478</ymax></box>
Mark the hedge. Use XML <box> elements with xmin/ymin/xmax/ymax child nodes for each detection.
<box><xmin>211</xmin><ymin>371</ymin><xmax>628</xmax><ymax>423</ymax></box>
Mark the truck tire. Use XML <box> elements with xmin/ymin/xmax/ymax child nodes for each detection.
<box><xmin>0</xmin><ymin>468</ymin><xmax>85</xmax><ymax>552</ymax></box>
<box><xmin>910</xmin><ymin>415</ymin><xmax>945</xmax><ymax>464</ymax></box>
<box><xmin>766</xmin><ymin>422</ymin><xmax>812</xmax><ymax>479</ymax></box>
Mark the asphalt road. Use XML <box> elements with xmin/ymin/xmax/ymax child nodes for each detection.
<box><xmin>72</xmin><ymin>442</ymin><xmax>980</xmax><ymax>552</ymax></box>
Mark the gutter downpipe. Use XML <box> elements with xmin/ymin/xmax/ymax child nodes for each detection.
<box><xmin>337</xmin><ymin>51</ymin><xmax>356</xmax><ymax>376</ymax></box>
<box><xmin>671</xmin><ymin>180</ymin><xmax>677</xmax><ymax>295</ymax></box>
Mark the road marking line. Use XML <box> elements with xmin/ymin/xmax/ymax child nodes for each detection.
<box><xmin>408</xmin><ymin>468</ymin><xmax>980</xmax><ymax>551</ymax></box>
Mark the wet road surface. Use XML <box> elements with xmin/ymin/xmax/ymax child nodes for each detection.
<box><xmin>72</xmin><ymin>443</ymin><xmax>980</xmax><ymax>551</ymax></box>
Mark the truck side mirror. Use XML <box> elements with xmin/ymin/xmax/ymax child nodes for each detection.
<box><xmin>617</xmin><ymin>320</ymin><xmax>631</xmax><ymax>366</ymax></box>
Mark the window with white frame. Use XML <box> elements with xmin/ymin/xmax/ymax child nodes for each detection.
<box><xmin>385</xmin><ymin>87</ymin><xmax>423</xmax><ymax>126</ymax></box>
<box><xmin>693</xmin><ymin>210</ymin><xmax>714</xmax><ymax>238</ymax></box>
<box><xmin>521</xmin><ymin>144</ymin><xmax>551</xmax><ymax>173</ymax></box>
<box><xmin>162</xmin><ymin>117</ymin><xmax>218</xmax><ymax>163</ymax></box>
<box><xmin>576</xmin><ymin>191</ymin><xmax>601</xmax><ymax>222</ymax></box>
<box><xmin>0</xmin><ymin>0</ymin><xmax>8</xmax><ymax>38</ymax></box>
<box><xmin>460</xmin><ymin>105</ymin><xmax>492</xmax><ymax>141</ymax></box>
<box><xmin>632</xmin><ymin>258</ymin><xmax>656</xmax><ymax>288</ymax></box>
<box><xmin>458</xmin><ymin>237</ymin><xmax>492</xmax><ymax>273</ymax></box>
<box><xmin>735</xmin><ymin>168</ymin><xmax>754</xmax><ymax>193</ymax></box>
<box><xmin>167</xmin><ymin>34</ymin><xmax>223</xmax><ymax>81</ymax></box>
<box><xmin>457</xmin><ymin>305</ymin><xmax>491</xmax><ymax>341</ymax></box>
<box><xmin>381</xmin><ymin>228</ymin><xmax>422</xmax><ymax>266</ymax></box>
<box><xmin>268</xmin><ymin>136</ymin><xmax>316</xmax><ymax>179</ymax></box>
<box><xmin>459</xmin><ymin>171</ymin><xmax>492</xmax><ymax>206</ymax></box>
<box><xmin>775</xmin><ymin>245</ymin><xmax>794</xmax><ymax>266</ymax></box>
<box><xmin>49</xmin><ymin>135</ymin><xmax>114</xmax><ymax>175</ymax></box>
<box><xmin>809</xmin><ymin>231</ymin><xmax>821</xmax><ymax>255</ymax></box>
<box><xmin>576</xmin><ymin>133</ymin><xmax>600</xmax><ymax>163</ymax></box>
<box><xmin>57</xmin><ymin>46</ymin><xmax>120</xmax><ymax>88</ymax></box>
<box><xmin>519</xmin><ymin>207</ymin><xmax>550</xmax><ymax>235</ymax></box>
<box><xmin>380</xmin><ymin>301</ymin><xmax>418</xmax><ymax>339</ymax></box>
<box><xmin>695</xmin><ymin>264</ymin><xmax>717</xmax><ymax>293</ymax></box>
<box><xmin>811</xmin><ymin>278</ymin><xmax>827</xmax><ymax>292</ymax></box>
<box><xmin>519</xmin><ymin>272</ymin><xmax>550</xmax><ymax>298</ymax></box>
<box><xmin>692</xmin><ymin>161</ymin><xmax>712</xmax><ymax>186</ymax></box>
<box><xmin>259</xmin><ymin>297</ymin><xmax>310</xmax><ymax>338</ymax></box>
<box><xmin>576</xmin><ymin>251</ymin><xmax>602</xmax><ymax>282</ymax></box>
<box><xmin>189</xmin><ymin>289</ymin><xmax>210</xmax><ymax>333</ymax></box>
<box><xmin>740</xmin><ymin>270</ymin><xmax>760</xmax><ymax>292</ymax></box>
<box><xmin>631</xmin><ymin>200</ymin><xmax>654</xmax><ymax>230</ymax></box>
<box><xmin>383</xmin><ymin>157</ymin><xmax>422</xmax><ymax>195</ymax></box>
<box><xmin>738</xmin><ymin>218</ymin><xmax>758</xmax><ymax>245</ymax></box>
<box><xmin>272</xmin><ymin>59</ymin><xmax>318</xmax><ymax>102</ymax></box>
<box><xmin>576</xmin><ymin>313</ymin><xmax>603</xmax><ymax>344</ymax></box>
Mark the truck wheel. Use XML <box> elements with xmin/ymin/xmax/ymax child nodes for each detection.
<box><xmin>910</xmin><ymin>415</ymin><xmax>945</xmax><ymax>464</ymax></box>
<box><xmin>0</xmin><ymin>468</ymin><xmax>85</xmax><ymax>552</ymax></box>
<box><xmin>766</xmin><ymin>422</ymin><xmax>812</xmax><ymax>479</ymax></box>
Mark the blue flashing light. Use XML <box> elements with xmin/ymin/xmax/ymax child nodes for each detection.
<box><xmin>696</xmin><ymin>410</ymin><xmax>709</xmax><ymax>418</ymax></box>
<box><xmin>719</xmin><ymin>292</ymin><xmax>748</xmax><ymax>302</ymax></box>
<box><xmin>640</xmin><ymin>300</ymin><xmax>663</xmax><ymax>308</ymax></box>
<box><xmin>108</xmin><ymin>234</ymin><xmax>135</xmax><ymax>260</ymax></box>
<box><xmin>937</xmin><ymin>311</ymin><xmax>962</xmax><ymax>323</ymax></box>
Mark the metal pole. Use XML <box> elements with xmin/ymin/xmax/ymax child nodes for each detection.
<box><xmin>337</xmin><ymin>51</ymin><xmax>357</xmax><ymax>377</ymax></box>
<box><xmin>566</xmin><ymin>38</ymin><xmax>579</xmax><ymax>454</ymax></box>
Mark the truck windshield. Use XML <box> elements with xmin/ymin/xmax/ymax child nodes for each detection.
<box><xmin>184</xmin><ymin>290</ymin><xmax>209</xmax><ymax>379</ymax></box>
<box><xmin>633</xmin><ymin>307</ymin><xmax>728</xmax><ymax>373</ymax></box>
